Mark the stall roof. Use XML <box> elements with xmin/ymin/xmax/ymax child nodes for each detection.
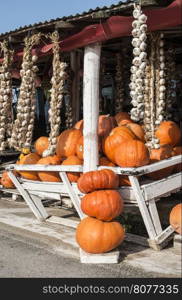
<box><xmin>0</xmin><ymin>0</ymin><xmax>173</xmax><ymax>40</ymax></box>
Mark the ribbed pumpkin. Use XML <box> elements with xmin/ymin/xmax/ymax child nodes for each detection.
<box><xmin>169</xmin><ymin>204</ymin><xmax>182</xmax><ymax>235</ymax></box>
<box><xmin>1</xmin><ymin>171</ymin><xmax>15</xmax><ymax>188</ymax></box>
<box><xmin>18</xmin><ymin>153</ymin><xmax>40</xmax><ymax>180</ymax></box>
<box><xmin>34</xmin><ymin>136</ymin><xmax>49</xmax><ymax>156</ymax></box>
<box><xmin>56</xmin><ymin>128</ymin><xmax>82</xmax><ymax>158</ymax></box>
<box><xmin>155</xmin><ymin>121</ymin><xmax>181</xmax><ymax>146</ymax></box>
<box><xmin>114</xmin><ymin>140</ymin><xmax>150</xmax><ymax>168</ymax></box>
<box><xmin>76</xmin><ymin>217</ymin><xmax>125</xmax><ymax>253</ymax></box>
<box><xmin>37</xmin><ymin>155</ymin><xmax>61</xmax><ymax>182</ymax></box>
<box><xmin>77</xmin><ymin>169</ymin><xmax>119</xmax><ymax>194</ymax></box>
<box><xmin>172</xmin><ymin>146</ymin><xmax>182</xmax><ymax>173</ymax></box>
<box><xmin>102</xmin><ymin>126</ymin><xmax>136</xmax><ymax>163</ymax></box>
<box><xmin>147</xmin><ymin>145</ymin><xmax>174</xmax><ymax>180</ymax></box>
<box><xmin>115</xmin><ymin>112</ymin><xmax>133</xmax><ymax>126</ymax></box>
<box><xmin>81</xmin><ymin>190</ymin><xmax>124</xmax><ymax>221</ymax></box>
<box><xmin>61</xmin><ymin>155</ymin><xmax>83</xmax><ymax>182</ymax></box>
<box><xmin>99</xmin><ymin>156</ymin><xmax>116</xmax><ymax>167</ymax></box>
<box><xmin>125</xmin><ymin>123</ymin><xmax>145</xmax><ymax>142</ymax></box>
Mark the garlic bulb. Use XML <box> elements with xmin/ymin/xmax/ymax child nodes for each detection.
<box><xmin>0</xmin><ymin>40</ymin><xmax>14</xmax><ymax>151</ymax></box>
<box><xmin>42</xmin><ymin>31</ymin><xmax>67</xmax><ymax>157</ymax></box>
<box><xmin>130</xmin><ymin>4</ymin><xmax>148</xmax><ymax>122</ymax></box>
<box><xmin>65</xmin><ymin>67</ymin><xmax>73</xmax><ymax>129</ymax></box>
<box><xmin>165</xmin><ymin>47</ymin><xmax>176</xmax><ymax>120</ymax></box>
<box><xmin>9</xmin><ymin>33</ymin><xmax>42</xmax><ymax>151</ymax></box>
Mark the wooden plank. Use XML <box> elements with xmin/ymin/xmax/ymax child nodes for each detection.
<box><xmin>154</xmin><ymin>225</ymin><xmax>174</xmax><ymax>244</ymax></box>
<box><xmin>148</xmin><ymin>200</ymin><xmax>162</xmax><ymax>235</ymax></box>
<box><xmin>83</xmin><ymin>43</ymin><xmax>101</xmax><ymax>172</ymax></box>
<box><xmin>59</xmin><ymin>172</ymin><xmax>86</xmax><ymax>219</ymax></box>
<box><xmin>129</xmin><ymin>175</ymin><xmax>156</xmax><ymax>240</ymax></box>
<box><xmin>79</xmin><ymin>248</ymin><xmax>120</xmax><ymax>264</ymax></box>
<box><xmin>7</xmin><ymin>171</ymin><xmax>46</xmax><ymax>221</ymax></box>
<box><xmin>47</xmin><ymin>215</ymin><xmax>79</xmax><ymax>228</ymax></box>
<box><xmin>30</xmin><ymin>194</ymin><xmax>49</xmax><ymax>219</ymax></box>
<box><xmin>8</xmin><ymin>164</ymin><xmax>83</xmax><ymax>172</ymax></box>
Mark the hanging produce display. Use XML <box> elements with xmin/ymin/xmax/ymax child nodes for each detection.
<box><xmin>0</xmin><ymin>40</ymin><xmax>14</xmax><ymax>151</ymax></box>
<box><xmin>43</xmin><ymin>31</ymin><xmax>67</xmax><ymax>157</ymax></box>
<box><xmin>9</xmin><ymin>33</ymin><xmax>41</xmax><ymax>152</ymax></box>
<box><xmin>65</xmin><ymin>65</ymin><xmax>73</xmax><ymax>129</ymax></box>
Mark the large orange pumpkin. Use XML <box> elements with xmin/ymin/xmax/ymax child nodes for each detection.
<box><xmin>77</xmin><ymin>169</ymin><xmax>119</xmax><ymax>194</ymax></box>
<box><xmin>37</xmin><ymin>155</ymin><xmax>61</xmax><ymax>182</ymax></box>
<box><xmin>169</xmin><ymin>203</ymin><xmax>182</xmax><ymax>235</ymax></box>
<box><xmin>102</xmin><ymin>126</ymin><xmax>136</xmax><ymax>163</ymax></box>
<box><xmin>114</xmin><ymin>140</ymin><xmax>150</xmax><ymax>168</ymax></box>
<box><xmin>81</xmin><ymin>190</ymin><xmax>124</xmax><ymax>221</ymax></box>
<box><xmin>115</xmin><ymin>112</ymin><xmax>133</xmax><ymax>126</ymax></box>
<box><xmin>56</xmin><ymin>128</ymin><xmax>82</xmax><ymax>158</ymax></box>
<box><xmin>172</xmin><ymin>146</ymin><xmax>182</xmax><ymax>173</ymax></box>
<box><xmin>74</xmin><ymin>119</ymin><xmax>84</xmax><ymax>131</ymax></box>
<box><xmin>61</xmin><ymin>155</ymin><xmax>83</xmax><ymax>182</ymax></box>
<box><xmin>18</xmin><ymin>153</ymin><xmax>40</xmax><ymax>180</ymax></box>
<box><xmin>76</xmin><ymin>217</ymin><xmax>125</xmax><ymax>253</ymax></box>
<box><xmin>155</xmin><ymin>121</ymin><xmax>181</xmax><ymax>146</ymax></box>
<box><xmin>147</xmin><ymin>145</ymin><xmax>174</xmax><ymax>180</ymax></box>
<box><xmin>34</xmin><ymin>136</ymin><xmax>49</xmax><ymax>156</ymax></box>
<box><xmin>125</xmin><ymin>123</ymin><xmax>145</xmax><ymax>142</ymax></box>
<box><xmin>1</xmin><ymin>171</ymin><xmax>15</xmax><ymax>188</ymax></box>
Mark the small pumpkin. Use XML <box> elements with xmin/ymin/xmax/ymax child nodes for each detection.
<box><xmin>147</xmin><ymin>145</ymin><xmax>174</xmax><ymax>180</ymax></box>
<box><xmin>61</xmin><ymin>155</ymin><xmax>83</xmax><ymax>182</ymax></box>
<box><xmin>37</xmin><ymin>155</ymin><xmax>61</xmax><ymax>182</ymax></box>
<box><xmin>169</xmin><ymin>203</ymin><xmax>182</xmax><ymax>235</ymax></box>
<box><xmin>155</xmin><ymin>121</ymin><xmax>181</xmax><ymax>146</ymax></box>
<box><xmin>77</xmin><ymin>169</ymin><xmax>119</xmax><ymax>194</ymax></box>
<box><xmin>76</xmin><ymin>216</ymin><xmax>125</xmax><ymax>253</ymax></box>
<box><xmin>56</xmin><ymin>128</ymin><xmax>82</xmax><ymax>158</ymax></box>
<box><xmin>1</xmin><ymin>171</ymin><xmax>16</xmax><ymax>188</ymax></box>
<box><xmin>76</xmin><ymin>136</ymin><xmax>102</xmax><ymax>160</ymax></box>
<box><xmin>115</xmin><ymin>112</ymin><xmax>133</xmax><ymax>126</ymax></box>
<box><xmin>125</xmin><ymin>123</ymin><xmax>145</xmax><ymax>142</ymax></box>
<box><xmin>81</xmin><ymin>190</ymin><xmax>124</xmax><ymax>221</ymax></box>
<box><xmin>102</xmin><ymin>126</ymin><xmax>136</xmax><ymax>163</ymax></box>
<box><xmin>34</xmin><ymin>136</ymin><xmax>49</xmax><ymax>156</ymax></box>
<box><xmin>74</xmin><ymin>119</ymin><xmax>84</xmax><ymax>131</ymax></box>
<box><xmin>18</xmin><ymin>152</ymin><xmax>40</xmax><ymax>180</ymax></box>
<box><xmin>114</xmin><ymin>140</ymin><xmax>150</xmax><ymax>168</ymax></box>
<box><xmin>172</xmin><ymin>146</ymin><xmax>182</xmax><ymax>173</ymax></box>
<box><xmin>119</xmin><ymin>175</ymin><xmax>131</xmax><ymax>186</ymax></box>
<box><xmin>99</xmin><ymin>156</ymin><xmax>116</xmax><ymax>167</ymax></box>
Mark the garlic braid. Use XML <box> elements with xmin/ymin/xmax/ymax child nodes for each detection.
<box><xmin>165</xmin><ymin>47</ymin><xmax>176</xmax><ymax>120</ymax></box>
<box><xmin>42</xmin><ymin>31</ymin><xmax>67</xmax><ymax>157</ymax></box>
<box><xmin>130</xmin><ymin>4</ymin><xmax>148</xmax><ymax>122</ymax></box>
<box><xmin>65</xmin><ymin>67</ymin><xmax>73</xmax><ymax>129</ymax></box>
<box><xmin>0</xmin><ymin>40</ymin><xmax>14</xmax><ymax>151</ymax></box>
<box><xmin>10</xmin><ymin>33</ymin><xmax>41</xmax><ymax>151</ymax></box>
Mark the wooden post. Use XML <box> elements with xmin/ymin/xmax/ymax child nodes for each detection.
<box><xmin>82</xmin><ymin>43</ymin><xmax>101</xmax><ymax>172</ymax></box>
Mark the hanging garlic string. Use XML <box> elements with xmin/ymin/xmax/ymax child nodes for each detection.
<box><xmin>9</xmin><ymin>33</ymin><xmax>41</xmax><ymax>152</ymax></box>
<box><xmin>0</xmin><ymin>40</ymin><xmax>14</xmax><ymax>151</ymax></box>
<box><xmin>143</xmin><ymin>61</ymin><xmax>152</xmax><ymax>144</ymax></box>
<box><xmin>165</xmin><ymin>47</ymin><xmax>176</xmax><ymax>120</ymax></box>
<box><xmin>115</xmin><ymin>51</ymin><xmax>124</xmax><ymax>113</ymax></box>
<box><xmin>42</xmin><ymin>31</ymin><xmax>67</xmax><ymax>157</ymax></box>
<box><xmin>130</xmin><ymin>3</ymin><xmax>148</xmax><ymax>122</ymax></box>
<box><xmin>65</xmin><ymin>66</ymin><xmax>73</xmax><ymax>129</ymax></box>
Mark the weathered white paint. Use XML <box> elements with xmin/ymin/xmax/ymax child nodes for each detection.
<box><xmin>148</xmin><ymin>199</ymin><xmax>162</xmax><ymax>235</ymax></box>
<box><xmin>82</xmin><ymin>43</ymin><xmax>101</xmax><ymax>172</ymax></box>
<box><xmin>47</xmin><ymin>215</ymin><xmax>79</xmax><ymax>228</ymax></box>
<box><xmin>79</xmin><ymin>248</ymin><xmax>120</xmax><ymax>264</ymax></box>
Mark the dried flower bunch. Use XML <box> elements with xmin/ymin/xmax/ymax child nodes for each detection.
<box><xmin>0</xmin><ymin>40</ymin><xmax>14</xmax><ymax>151</ymax></box>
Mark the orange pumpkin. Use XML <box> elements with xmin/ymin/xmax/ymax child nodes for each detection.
<box><xmin>147</xmin><ymin>145</ymin><xmax>174</xmax><ymax>180</ymax></box>
<box><xmin>34</xmin><ymin>136</ymin><xmax>49</xmax><ymax>156</ymax></box>
<box><xmin>115</xmin><ymin>112</ymin><xmax>133</xmax><ymax>126</ymax></box>
<box><xmin>37</xmin><ymin>155</ymin><xmax>61</xmax><ymax>182</ymax></box>
<box><xmin>18</xmin><ymin>153</ymin><xmax>40</xmax><ymax>180</ymax></box>
<box><xmin>74</xmin><ymin>119</ymin><xmax>84</xmax><ymax>131</ymax></box>
<box><xmin>119</xmin><ymin>175</ymin><xmax>131</xmax><ymax>186</ymax></box>
<box><xmin>114</xmin><ymin>140</ymin><xmax>150</xmax><ymax>168</ymax></box>
<box><xmin>62</xmin><ymin>155</ymin><xmax>83</xmax><ymax>182</ymax></box>
<box><xmin>76</xmin><ymin>136</ymin><xmax>102</xmax><ymax>160</ymax></box>
<box><xmin>76</xmin><ymin>217</ymin><xmax>125</xmax><ymax>253</ymax></box>
<box><xmin>155</xmin><ymin>121</ymin><xmax>181</xmax><ymax>146</ymax></box>
<box><xmin>169</xmin><ymin>204</ymin><xmax>182</xmax><ymax>235</ymax></box>
<box><xmin>1</xmin><ymin>171</ymin><xmax>15</xmax><ymax>188</ymax></box>
<box><xmin>99</xmin><ymin>156</ymin><xmax>116</xmax><ymax>167</ymax></box>
<box><xmin>77</xmin><ymin>169</ymin><xmax>119</xmax><ymax>194</ymax></box>
<box><xmin>102</xmin><ymin>126</ymin><xmax>136</xmax><ymax>163</ymax></box>
<box><xmin>125</xmin><ymin>123</ymin><xmax>145</xmax><ymax>142</ymax></box>
<box><xmin>172</xmin><ymin>146</ymin><xmax>182</xmax><ymax>173</ymax></box>
<box><xmin>56</xmin><ymin>128</ymin><xmax>82</xmax><ymax>158</ymax></box>
<box><xmin>81</xmin><ymin>190</ymin><xmax>124</xmax><ymax>221</ymax></box>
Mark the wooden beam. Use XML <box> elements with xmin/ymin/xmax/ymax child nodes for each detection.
<box><xmin>82</xmin><ymin>43</ymin><xmax>101</xmax><ymax>172</ymax></box>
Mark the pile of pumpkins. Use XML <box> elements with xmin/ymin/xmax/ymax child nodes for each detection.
<box><xmin>76</xmin><ymin>169</ymin><xmax>125</xmax><ymax>254</ymax></box>
<box><xmin>0</xmin><ymin>112</ymin><xmax>181</xmax><ymax>189</ymax></box>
